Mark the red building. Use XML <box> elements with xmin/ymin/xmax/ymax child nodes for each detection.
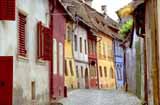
<box><xmin>49</xmin><ymin>0</ymin><xmax>68</xmax><ymax>101</ymax></box>
<box><xmin>88</xmin><ymin>31</ymin><xmax>99</xmax><ymax>88</ymax></box>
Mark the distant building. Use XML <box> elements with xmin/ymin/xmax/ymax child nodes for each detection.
<box><xmin>114</xmin><ymin>39</ymin><xmax>124</xmax><ymax>89</ymax></box>
<box><xmin>64</xmin><ymin>21</ymin><xmax>78</xmax><ymax>89</ymax></box>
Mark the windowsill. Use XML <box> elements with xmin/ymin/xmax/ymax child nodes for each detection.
<box><xmin>17</xmin><ymin>55</ymin><xmax>29</xmax><ymax>62</ymax></box>
<box><xmin>36</xmin><ymin>59</ymin><xmax>47</xmax><ymax>65</ymax></box>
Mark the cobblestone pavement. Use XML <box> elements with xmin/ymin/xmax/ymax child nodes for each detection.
<box><xmin>59</xmin><ymin>89</ymin><xmax>141</xmax><ymax>105</ymax></box>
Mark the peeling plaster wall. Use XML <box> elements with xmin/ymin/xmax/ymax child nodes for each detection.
<box><xmin>0</xmin><ymin>0</ymin><xmax>50</xmax><ymax>105</ymax></box>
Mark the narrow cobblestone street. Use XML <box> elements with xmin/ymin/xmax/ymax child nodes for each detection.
<box><xmin>59</xmin><ymin>89</ymin><xmax>141</xmax><ymax>105</ymax></box>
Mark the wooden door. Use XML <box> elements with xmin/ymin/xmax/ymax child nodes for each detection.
<box><xmin>0</xmin><ymin>56</ymin><xmax>13</xmax><ymax>105</ymax></box>
<box><xmin>85</xmin><ymin>68</ymin><xmax>89</xmax><ymax>89</ymax></box>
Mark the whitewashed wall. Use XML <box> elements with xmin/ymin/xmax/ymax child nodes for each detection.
<box><xmin>0</xmin><ymin>0</ymin><xmax>50</xmax><ymax>105</ymax></box>
<box><xmin>73</xmin><ymin>25</ymin><xmax>88</xmax><ymax>62</ymax></box>
<box><xmin>73</xmin><ymin>25</ymin><xmax>89</xmax><ymax>88</ymax></box>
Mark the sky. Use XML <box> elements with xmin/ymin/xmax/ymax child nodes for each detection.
<box><xmin>92</xmin><ymin>0</ymin><xmax>132</xmax><ymax>21</ymax></box>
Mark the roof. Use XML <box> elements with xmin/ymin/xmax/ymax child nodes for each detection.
<box><xmin>60</xmin><ymin>0</ymin><xmax>120</xmax><ymax>39</ymax></box>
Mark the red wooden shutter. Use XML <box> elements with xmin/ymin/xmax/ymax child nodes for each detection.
<box><xmin>37</xmin><ymin>21</ymin><xmax>51</xmax><ymax>60</ymax></box>
<box><xmin>37</xmin><ymin>21</ymin><xmax>43</xmax><ymax>59</ymax></box>
<box><xmin>43</xmin><ymin>27</ymin><xmax>51</xmax><ymax>60</ymax></box>
<box><xmin>0</xmin><ymin>0</ymin><xmax>16</xmax><ymax>20</ymax></box>
<box><xmin>18</xmin><ymin>13</ymin><xmax>27</xmax><ymax>57</ymax></box>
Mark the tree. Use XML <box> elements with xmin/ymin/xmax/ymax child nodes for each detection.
<box><xmin>119</xmin><ymin>19</ymin><xmax>133</xmax><ymax>40</ymax></box>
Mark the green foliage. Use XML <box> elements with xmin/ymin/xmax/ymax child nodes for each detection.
<box><xmin>120</xmin><ymin>19</ymin><xmax>133</xmax><ymax>40</ymax></box>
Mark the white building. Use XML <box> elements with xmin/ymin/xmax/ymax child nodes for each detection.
<box><xmin>0</xmin><ymin>0</ymin><xmax>50</xmax><ymax>105</ymax></box>
<box><xmin>73</xmin><ymin>25</ymin><xmax>89</xmax><ymax>88</ymax></box>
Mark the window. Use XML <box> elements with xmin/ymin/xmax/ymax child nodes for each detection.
<box><xmin>110</xmin><ymin>67</ymin><xmax>114</xmax><ymax>79</ymax></box>
<box><xmin>53</xmin><ymin>39</ymin><xmax>57</xmax><ymax>74</ymax></box>
<box><xmin>66</xmin><ymin>25</ymin><xmax>72</xmax><ymax>41</ymax></box>
<box><xmin>31</xmin><ymin>81</ymin><xmax>36</xmax><ymax>100</ymax></box>
<box><xmin>104</xmin><ymin>67</ymin><xmax>107</xmax><ymax>77</ymax></box>
<box><xmin>76</xmin><ymin>66</ymin><xmax>79</xmax><ymax>78</ymax></box>
<box><xmin>18</xmin><ymin>12</ymin><xmax>27</xmax><ymax>57</ymax></box>
<box><xmin>81</xmin><ymin>66</ymin><xmax>83</xmax><ymax>78</ymax></box>
<box><xmin>99</xmin><ymin>66</ymin><xmax>103</xmax><ymax>77</ymax></box>
<box><xmin>84</xmin><ymin>40</ymin><xmax>87</xmax><ymax>54</ymax></box>
<box><xmin>88</xmin><ymin>40</ymin><xmax>92</xmax><ymax>54</ymax></box>
<box><xmin>98</xmin><ymin>41</ymin><xmax>102</xmax><ymax>57</ymax></box>
<box><xmin>80</xmin><ymin>37</ymin><xmax>82</xmax><ymax>53</ymax></box>
<box><xmin>0</xmin><ymin>0</ymin><xmax>16</xmax><ymax>20</ymax></box>
<box><xmin>93</xmin><ymin>41</ymin><xmax>96</xmax><ymax>54</ymax></box>
<box><xmin>59</xmin><ymin>43</ymin><xmax>63</xmax><ymax>76</ymax></box>
<box><xmin>37</xmin><ymin>21</ymin><xmax>51</xmax><ymax>60</ymax></box>
<box><xmin>69</xmin><ymin>60</ymin><xmax>74</xmax><ymax>76</ymax></box>
<box><xmin>119</xmin><ymin>64</ymin><xmax>122</xmax><ymax>80</ymax></box>
<box><xmin>103</xmin><ymin>43</ymin><xmax>106</xmax><ymax>57</ymax></box>
<box><xmin>65</xmin><ymin>60</ymin><xmax>68</xmax><ymax>76</ymax></box>
<box><xmin>74</xmin><ymin>35</ymin><xmax>77</xmax><ymax>51</ymax></box>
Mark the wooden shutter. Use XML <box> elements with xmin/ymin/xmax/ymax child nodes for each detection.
<box><xmin>18</xmin><ymin>13</ymin><xmax>27</xmax><ymax>56</ymax></box>
<box><xmin>37</xmin><ymin>21</ymin><xmax>43</xmax><ymax>59</ymax></box>
<box><xmin>43</xmin><ymin>27</ymin><xmax>52</xmax><ymax>60</ymax></box>
<box><xmin>37</xmin><ymin>21</ymin><xmax>51</xmax><ymax>60</ymax></box>
<box><xmin>0</xmin><ymin>0</ymin><xmax>16</xmax><ymax>20</ymax></box>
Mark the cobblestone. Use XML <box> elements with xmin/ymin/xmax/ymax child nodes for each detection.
<box><xmin>59</xmin><ymin>89</ymin><xmax>141</xmax><ymax>105</ymax></box>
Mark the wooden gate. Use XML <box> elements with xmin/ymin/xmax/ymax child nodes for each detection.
<box><xmin>0</xmin><ymin>56</ymin><xmax>13</xmax><ymax>105</ymax></box>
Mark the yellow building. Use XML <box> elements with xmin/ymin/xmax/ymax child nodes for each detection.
<box><xmin>64</xmin><ymin>21</ymin><xmax>77</xmax><ymax>89</ymax></box>
<box><xmin>97</xmin><ymin>33</ymin><xmax>116</xmax><ymax>89</ymax></box>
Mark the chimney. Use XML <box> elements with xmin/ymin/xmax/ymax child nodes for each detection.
<box><xmin>84</xmin><ymin>0</ymin><xmax>93</xmax><ymax>7</ymax></box>
<box><xmin>101</xmin><ymin>5</ymin><xmax>107</xmax><ymax>16</ymax></box>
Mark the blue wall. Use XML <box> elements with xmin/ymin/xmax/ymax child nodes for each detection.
<box><xmin>114</xmin><ymin>40</ymin><xmax>124</xmax><ymax>89</ymax></box>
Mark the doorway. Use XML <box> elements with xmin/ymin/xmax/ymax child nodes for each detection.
<box><xmin>85</xmin><ymin>68</ymin><xmax>89</xmax><ymax>89</ymax></box>
<box><xmin>0</xmin><ymin>56</ymin><xmax>13</xmax><ymax>105</ymax></box>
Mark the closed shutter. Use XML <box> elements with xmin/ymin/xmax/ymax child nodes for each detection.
<box><xmin>37</xmin><ymin>21</ymin><xmax>43</xmax><ymax>59</ymax></box>
<box><xmin>37</xmin><ymin>21</ymin><xmax>51</xmax><ymax>60</ymax></box>
<box><xmin>43</xmin><ymin>27</ymin><xmax>52</xmax><ymax>60</ymax></box>
<box><xmin>18</xmin><ymin>13</ymin><xmax>27</xmax><ymax>57</ymax></box>
<box><xmin>0</xmin><ymin>0</ymin><xmax>16</xmax><ymax>20</ymax></box>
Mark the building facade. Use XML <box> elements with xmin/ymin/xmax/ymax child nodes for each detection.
<box><xmin>0</xmin><ymin>0</ymin><xmax>50</xmax><ymax>104</ymax></box>
<box><xmin>73</xmin><ymin>24</ymin><xmax>89</xmax><ymax>88</ymax></box>
<box><xmin>64</xmin><ymin>21</ymin><xmax>78</xmax><ymax>89</ymax></box>
<box><xmin>97</xmin><ymin>33</ymin><xmax>116</xmax><ymax>89</ymax></box>
<box><xmin>49</xmin><ymin>0</ymin><xmax>67</xmax><ymax>100</ymax></box>
<box><xmin>114</xmin><ymin>40</ymin><xmax>124</xmax><ymax>89</ymax></box>
<box><xmin>88</xmin><ymin>30</ymin><xmax>98</xmax><ymax>88</ymax></box>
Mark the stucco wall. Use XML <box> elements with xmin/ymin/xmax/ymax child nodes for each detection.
<box><xmin>75</xmin><ymin>62</ymin><xmax>89</xmax><ymax>88</ymax></box>
<box><xmin>114</xmin><ymin>40</ymin><xmax>124</xmax><ymax>89</ymax></box>
<box><xmin>73</xmin><ymin>25</ymin><xmax>88</xmax><ymax>62</ymax></box>
<box><xmin>0</xmin><ymin>0</ymin><xmax>50</xmax><ymax>104</ymax></box>
<box><xmin>64</xmin><ymin>22</ymin><xmax>77</xmax><ymax>89</ymax></box>
<box><xmin>73</xmin><ymin>25</ymin><xmax>89</xmax><ymax>88</ymax></box>
<box><xmin>97</xmin><ymin>33</ymin><xmax>116</xmax><ymax>89</ymax></box>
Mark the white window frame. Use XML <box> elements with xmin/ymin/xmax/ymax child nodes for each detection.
<box><xmin>59</xmin><ymin>42</ymin><xmax>63</xmax><ymax>76</ymax></box>
<box><xmin>53</xmin><ymin>39</ymin><xmax>57</xmax><ymax>74</ymax></box>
